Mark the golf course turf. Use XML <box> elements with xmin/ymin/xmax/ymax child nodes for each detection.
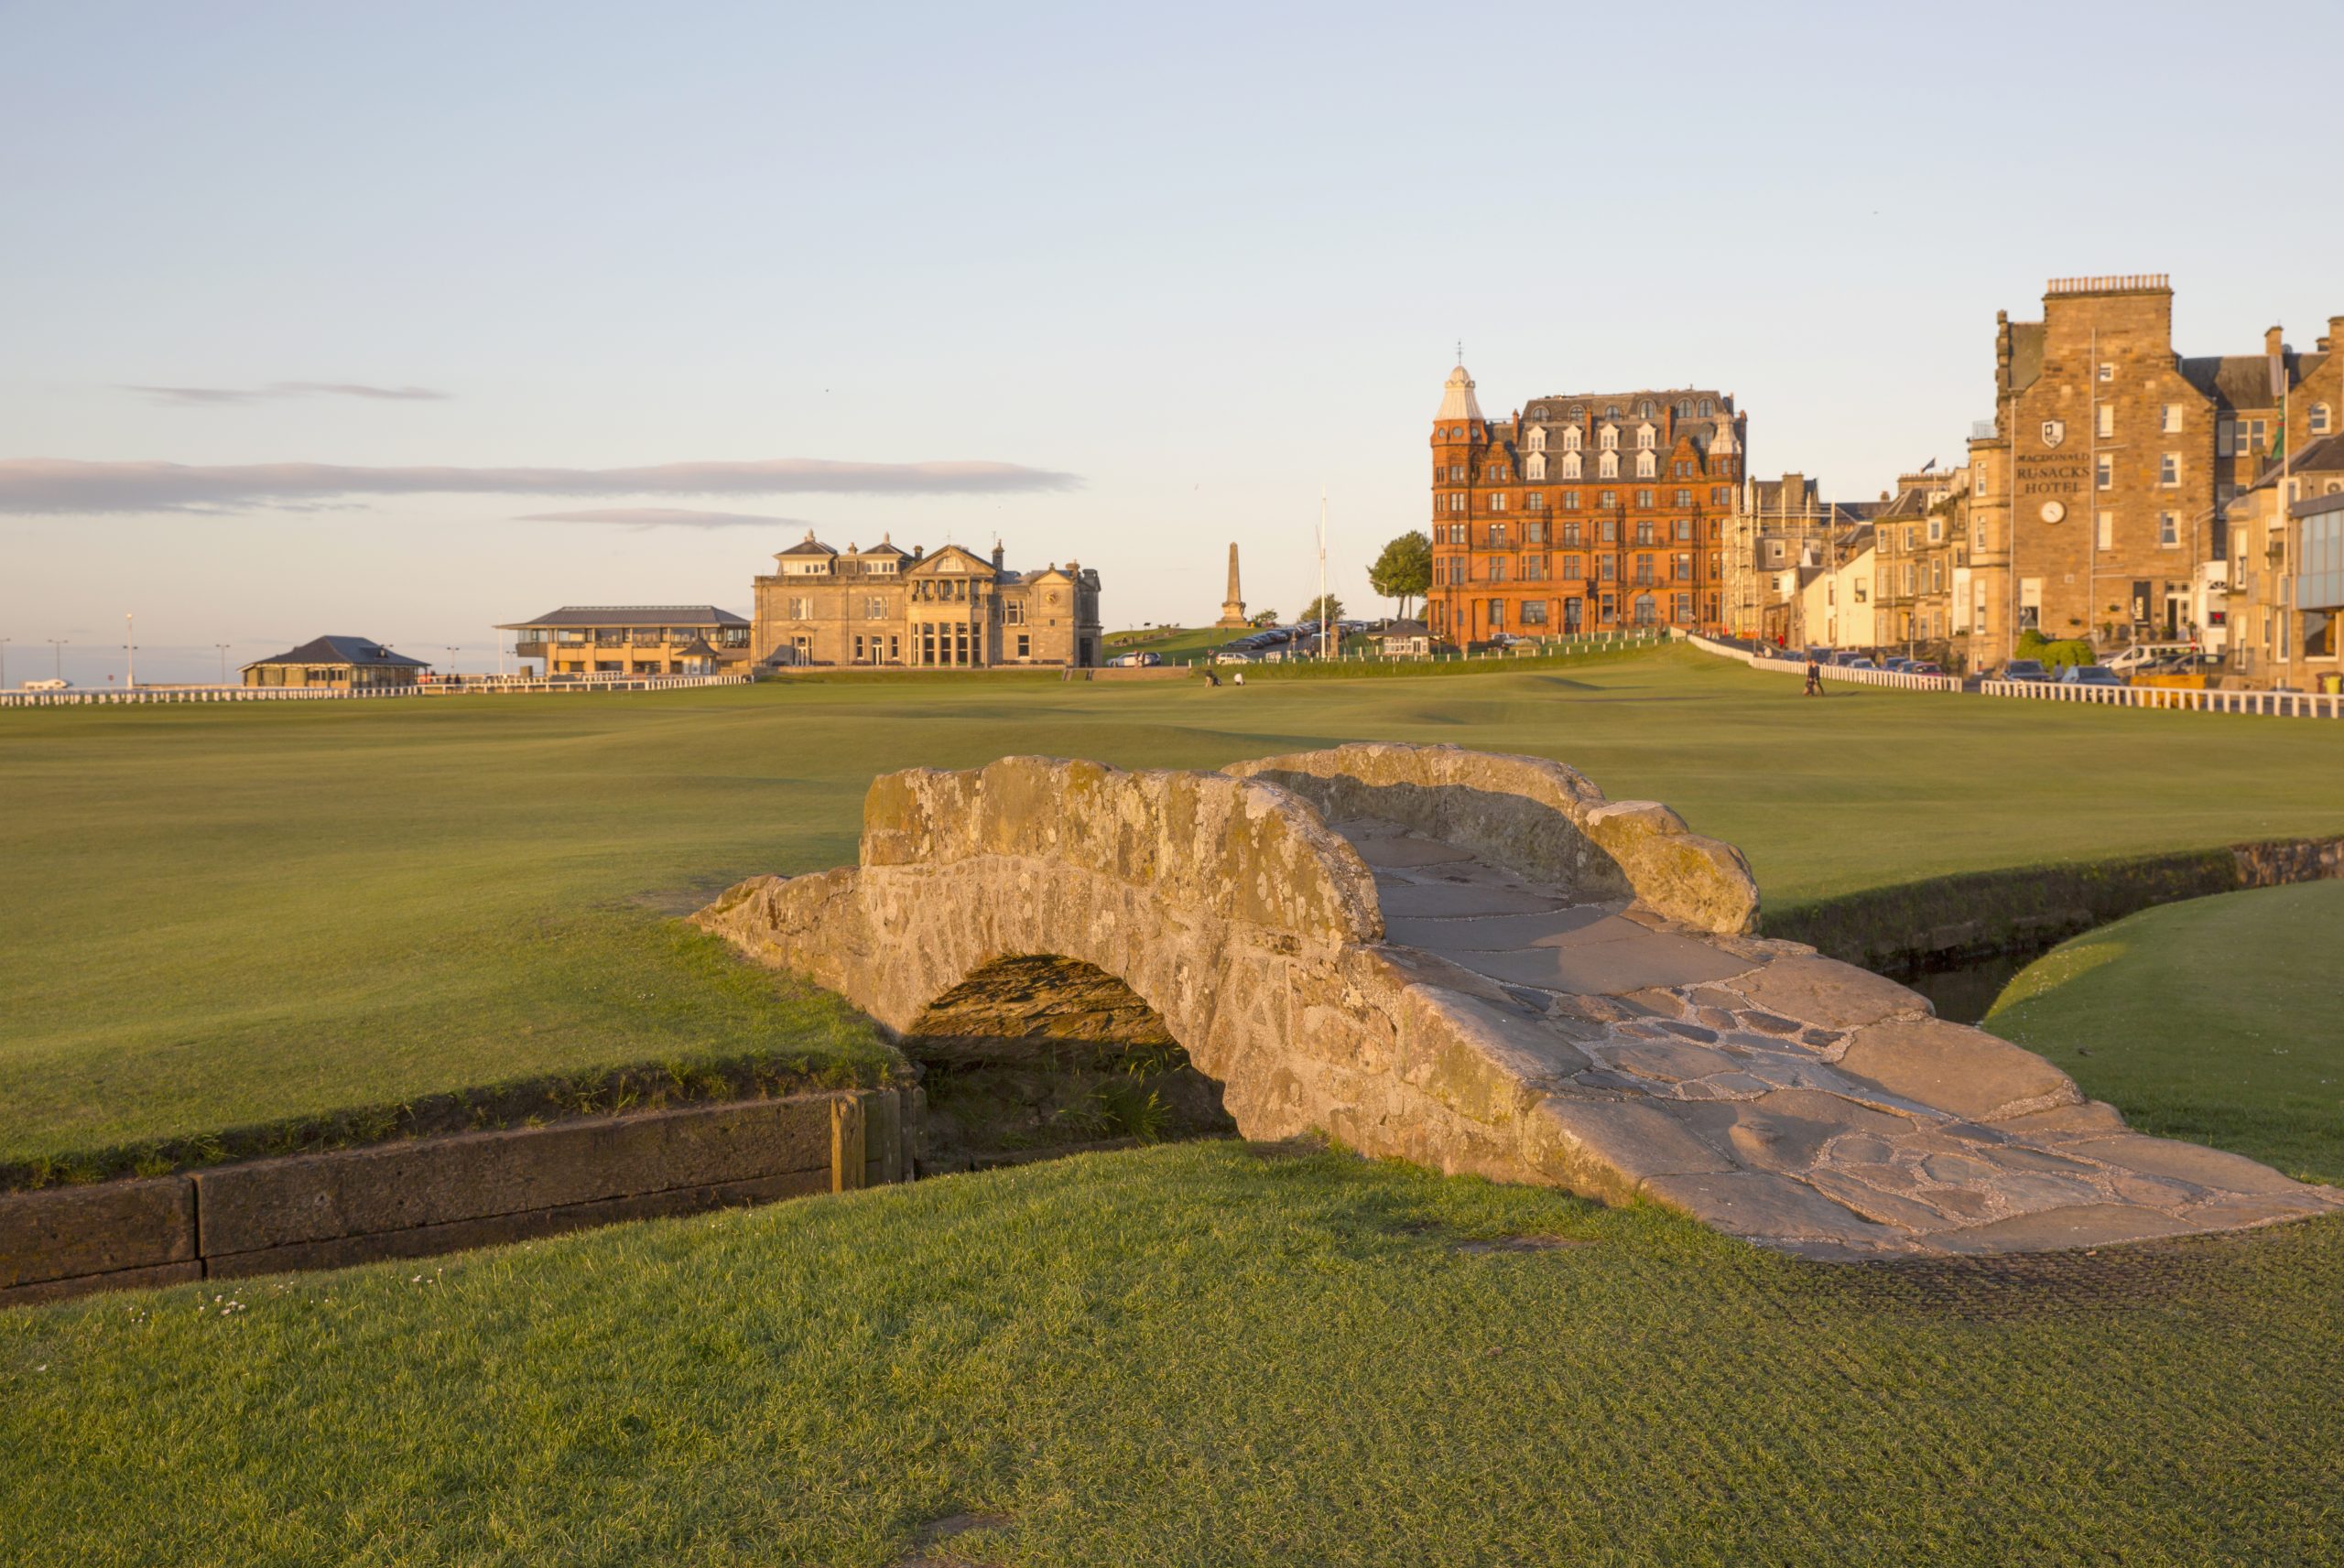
<box><xmin>5</xmin><ymin>645</ymin><xmax>2344</xmax><ymax>1564</ymax></box>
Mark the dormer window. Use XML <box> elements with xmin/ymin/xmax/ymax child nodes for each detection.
<box><xmin>1636</xmin><ymin>424</ymin><xmax>1656</xmax><ymax>449</ymax></box>
<box><xmin>1562</xmin><ymin>427</ymin><xmax>1583</xmax><ymax>451</ymax></box>
<box><xmin>1599</xmin><ymin>424</ymin><xmax>1619</xmax><ymax>451</ymax></box>
<box><xmin>1598</xmin><ymin>450</ymin><xmax>1619</xmax><ymax>479</ymax></box>
<box><xmin>1526</xmin><ymin>427</ymin><xmax>1546</xmax><ymax>451</ymax></box>
<box><xmin>1568</xmin><ymin>404</ymin><xmax>1584</xmax><ymax>419</ymax></box>
<box><xmin>1638</xmin><ymin>400</ymin><xmax>1655</xmax><ymax>417</ymax></box>
<box><xmin>1525</xmin><ymin>452</ymin><xmax>1546</xmax><ymax>481</ymax></box>
<box><xmin>1561</xmin><ymin>452</ymin><xmax>1582</xmax><ymax>480</ymax></box>
<box><xmin>1635</xmin><ymin>450</ymin><xmax>1656</xmax><ymax>479</ymax></box>
<box><xmin>1698</xmin><ymin>398</ymin><xmax>1713</xmax><ymax>417</ymax></box>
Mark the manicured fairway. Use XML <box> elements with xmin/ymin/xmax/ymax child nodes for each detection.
<box><xmin>5</xmin><ymin>1141</ymin><xmax>2340</xmax><ymax>1566</ymax></box>
<box><xmin>6</xmin><ymin>644</ymin><xmax>2344</xmax><ymax>1166</ymax></box>
<box><xmin>1985</xmin><ymin>879</ymin><xmax>2344</xmax><ymax>1186</ymax></box>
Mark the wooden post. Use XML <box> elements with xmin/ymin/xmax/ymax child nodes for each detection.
<box><xmin>830</xmin><ymin>1095</ymin><xmax>867</xmax><ymax>1193</ymax></box>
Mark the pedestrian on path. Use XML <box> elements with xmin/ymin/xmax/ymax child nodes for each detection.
<box><xmin>1804</xmin><ymin>652</ymin><xmax>1827</xmax><ymax>697</ymax></box>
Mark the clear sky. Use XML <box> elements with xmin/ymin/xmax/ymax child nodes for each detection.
<box><xmin>6</xmin><ymin>0</ymin><xmax>2342</xmax><ymax>683</ymax></box>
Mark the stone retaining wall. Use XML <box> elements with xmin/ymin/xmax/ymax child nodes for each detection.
<box><xmin>1767</xmin><ymin>837</ymin><xmax>2344</xmax><ymax>972</ymax></box>
<box><xmin>0</xmin><ymin>1087</ymin><xmax>915</xmax><ymax>1306</ymax></box>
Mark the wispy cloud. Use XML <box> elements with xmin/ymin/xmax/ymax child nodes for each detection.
<box><xmin>0</xmin><ymin>458</ymin><xmax>1081</xmax><ymax>515</ymax></box>
<box><xmin>516</xmin><ymin>506</ymin><xmax>812</xmax><ymax>531</ymax></box>
<box><xmin>121</xmin><ymin>382</ymin><xmax>451</xmax><ymax>406</ymax></box>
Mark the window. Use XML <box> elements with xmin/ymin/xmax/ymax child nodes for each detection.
<box><xmin>1448</xmin><ymin>522</ymin><xmax>1466</xmax><ymax>544</ymax></box>
<box><xmin>1673</xmin><ymin>461</ymin><xmax>1690</xmax><ymax>479</ymax></box>
<box><xmin>2160</xmin><ymin>452</ymin><xmax>2179</xmax><ymax>487</ymax></box>
<box><xmin>1675</xmin><ymin>489</ymin><xmax>1691</xmax><ymax>506</ymax></box>
<box><xmin>1563</xmin><ymin>554</ymin><xmax>1583</xmax><ymax>578</ymax></box>
<box><xmin>1636</xmin><ymin>424</ymin><xmax>1656</xmax><ymax>449</ymax></box>
<box><xmin>2097</xmin><ymin>454</ymin><xmax>2113</xmax><ymax>491</ymax></box>
<box><xmin>2098</xmin><ymin>362</ymin><xmax>2115</xmax><ymax>382</ymax></box>
<box><xmin>1599</xmin><ymin>425</ymin><xmax>1619</xmax><ymax>450</ymax></box>
<box><xmin>2218</xmin><ymin>420</ymin><xmax>2236</xmax><ymax>458</ymax></box>
<box><xmin>1635</xmin><ymin>450</ymin><xmax>1655</xmax><ymax>479</ymax></box>
<box><xmin>1674</xmin><ymin>518</ymin><xmax>1693</xmax><ymax>541</ymax></box>
<box><xmin>1489</xmin><ymin>492</ymin><xmax>1508</xmax><ymax>512</ymax></box>
<box><xmin>1563</xmin><ymin>427</ymin><xmax>1582</xmax><ymax>451</ymax></box>
<box><xmin>1562</xmin><ymin>520</ymin><xmax>1581</xmax><ymax>545</ymax></box>
<box><xmin>1448</xmin><ymin>493</ymin><xmax>1466</xmax><ymax>513</ymax></box>
<box><xmin>1927</xmin><ymin>517</ymin><xmax>1943</xmax><ymax>543</ymax></box>
<box><xmin>1698</xmin><ymin>399</ymin><xmax>1713</xmax><ymax>417</ymax></box>
<box><xmin>1016</xmin><ymin>633</ymin><xmax>1030</xmax><ymax>658</ymax></box>
<box><xmin>1449</xmin><ymin>465</ymin><xmax>1466</xmax><ymax>481</ymax></box>
<box><xmin>1600</xmin><ymin>592</ymin><xmax>1616</xmax><ymax>621</ymax></box>
<box><xmin>1599</xmin><ymin>451</ymin><xmax>1619</xmax><ymax>479</ymax></box>
<box><xmin>1486</xmin><ymin>465</ymin><xmax>1508</xmax><ymax>482</ymax></box>
<box><xmin>2097</xmin><ymin>405</ymin><xmax>2114</xmax><ymax>439</ymax></box>
<box><xmin>1486</xmin><ymin>522</ymin><xmax>1507</xmax><ymax>546</ymax></box>
<box><xmin>1525</xmin><ymin>453</ymin><xmax>1546</xmax><ymax>481</ymax></box>
<box><xmin>1634</xmin><ymin>520</ymin><xmax>1655</xmax><ymax>545</ymax></box>
<box><xmin>2097</xmin><ymin>511</ymin><xmax>2114</xmax><ymax>550</ymax></box>
<box><xmin>1673</xmin><ymin>593</ymin><xmax>1692</xmax><ymax>622</ymax></box>
<box><xmin>1525</xmin><ymin>491</ymin><xmax>1545</xmax><ymax>511</ymax></box>
<box><xmin>1633</xmin><ymin>592</ymin><xmax>1657</xmax><ymax>625</ymax></box>
<box><xmin>1526</xmin><ymin>427</ymin><xmax>1546</xmax><ymax>451</ymax></box>
<box><xmin>1488</xmin><ymin>558</ymin><xmax>1507</xmax><ymax>583</ymax></box>
<box><xmin>2162</xmin><ymin>404</ymin><xmax>2184</xmax><ymax>434</ymax></box>
<box><xmin>1562</xmin><ymin>492</ymin><xmax>1580</xmax><ymax>511</ymax></box>
<box><xmin>2159</xmin><ymin>511</ymin><xmax>2179</xmax><ymax>547</ymax></box>
<box><xmin>1561</xmin><ymin>452</ymin><xmax>1582</xmax><ymax>479</ymax></box>
<box><xmin>1673</xmin><ymin>553</ymin><xmax>1691</xmax><ymax>581</ymax></box>
<box><xmin>865</xmin><ymin>596</ymin><xmax>887</xmax><ymax>619</ymax></box>
<box><xmin>1633</xmin><ymin>556</ymin><xmax>1655</xmax><ymax>586</ymax></box>
<box><xmin>1636</xmin><ymin>489</ymin><xmax>1655</xmax><ymax>507</ymax></box>
<box><xmin>1525</xmin><ymin>518</ymin><xmax>1545</xmax><ymax>542</ymax></box>
<box><xmin>1600</xmin><ymin>557</ymin><xmax>1616</xmax><ymax>580</ymax></box>
<box><xmin>1711</xmin><ymin>486</ymin><xmax>1731</xmax><ymax>506</ymax></box>
<box><xmin>2315</xmin><ymin>403</ymin><xmax>2334</xmax><ymax>436</ymax></box>
<box><xmin>1638</xmin><ymin>401</ymin><xmax>1655</xmax><ymax>418</ymax></box>
<box><xmin>787</xmin><ymin>596</ymin><xmax>813</xmax><ymax>620</ymax></box>
<box><xmin>1521</xmin><ymin>600</ymin><xmax>1549</xmax><ymax>625</ymax></box>
<box><xmin>1487</xmin><ymin>600</ymin><xmax>1506</xmax><ymax>629</ymax></box>
<box><xmin>1598</xmin><ymin>492</ymin><xmax>1616</xmax><ymax>510</ymax></box>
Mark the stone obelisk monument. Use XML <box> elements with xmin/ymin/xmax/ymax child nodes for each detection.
<box><xmin>1216</xmin><ymin>542</ymin><xmax>1249</xmax><ymax>629</ymax></box>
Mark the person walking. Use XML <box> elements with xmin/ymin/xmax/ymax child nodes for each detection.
<box><xmin>1803</xmin><ymin>651</ymin><xmax>1827</xmax><ymax>697</ymax></box>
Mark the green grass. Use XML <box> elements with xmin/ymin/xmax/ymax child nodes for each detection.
<box><xmin>5</xmin><ymin>1141</ymin><xmax>2340</xmax><ymax>1565</ymax></box>
<box><xmin>1100</xmin><ymin>624</ymin><xmax>1230</xmax><ymax>658</ymax></box>
<box><xmin>1984</xmin><ymin>880</ymin><xmax>2344</xmax><ymax>1185</ymax></box>
<box><xmin>7</xmin><ymin>642</ymin><xmax>2344</xmax><ymax>1167</ymax></box>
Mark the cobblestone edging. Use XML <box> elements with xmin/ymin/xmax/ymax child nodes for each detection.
<box><xmin>1766</xmin><ymin>837</ymin><xmax>2344</xmax><ymax>973</ymax></box>
<box><xmin>0</xmin><ymin>1088</ymin><xmax>917</xmax><ymax>1307</ymax></box>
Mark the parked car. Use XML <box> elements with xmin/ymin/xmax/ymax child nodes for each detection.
<box><xmin>1211</xmin><ymin>650</ymin><xmax>1257</xmax><ymax>665</ymax></box>
<box><xmin>1843</xmin><ymin>657</ymin><xmax>1878</xmax><ymax>670</ymax></box>
<box><xmin>23</xmin><ymin>677</ymin><xmax>71</xmax><ymax>691</ymax></box>
<box><xmin>1907</xmin><ymin>661</ymin><xmax>1944</xmax><ymax>676</ymax></box>
<box><xmin>1110</xmin><ymin>650</ymin><xmax>1162</xmax><ymax>668</ymax></box>
<box><xmin>1999</xmin><ymin>659</ymin><xmax>2051</xmax><ymax>683</ymax></box>
<box><xmin>2106</xmin><ymin>643</ymin><xmax>2193</xmax><ymax>674</ymax></box>
<box><xmin>2060</xmin><ymin>665</ymin><xmax>2128</xmax><ymax>687</ymax></box>
<box><xmin>1881</xmin><ymin>657</ymin><xmax>1915</xmax><ymax>673</ymax></box>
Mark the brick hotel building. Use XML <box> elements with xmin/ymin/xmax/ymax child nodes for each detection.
<box><xmin>1427</xmin><ymin>363</ymin><xmax>1745</xmax><ymax>644</ymax></box>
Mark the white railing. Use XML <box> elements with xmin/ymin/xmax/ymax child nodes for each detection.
<box><xmin>1683</xmin><ymin>633</ymin><xmax>1962</xmax><ymax>691</ymax></box>
<box><xmin>1980</xmin><ymin>679</ymin><xmax>2344</xmax><ymax>718</ymax></box>
<box><xmin>0</xmin><ymin>674</ymin><xmax>753</xmax><ymax>708</ymax></box>
<box><xmin>1684</xmin><ymin>633</ymin><xmax>2342</xmax><ymax>719</ymax></box>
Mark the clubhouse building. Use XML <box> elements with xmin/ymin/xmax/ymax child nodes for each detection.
<box><xmin>754</xmin><ymin>533</ymin><xmax>1101</xmax><ymax>669</ymax></box>
<box><xmin>241</xmin><ymin>635</ymin><xmax>429</xmax><ymax>688</ymax></box>
<box><xmin>499</xmin><ymin>606</ymin><xmax>754</xmax><ymax>677</ymax></box>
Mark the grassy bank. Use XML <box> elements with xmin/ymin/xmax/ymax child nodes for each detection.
<box><xmin>7</xmin><ymin>643</ymin><xmax>2344</xmax><ymax>1164</ymax></box>
<box><xmin>1984</xmin><ymin>880</ymin><xmax>2344</xmax><ymax>1185</ymax></box>
<box><xmin>5</xmin><ymin>1141</ymin><xmax>2339</xmax><ymax>1566</ymax></box>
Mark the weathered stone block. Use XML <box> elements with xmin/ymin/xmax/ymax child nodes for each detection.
<box><xmin>0</xmin><ymin>1177</ymin><xmax>195</xmax><ymax>1291</ymax></box>
<box><xmin>1836</xmin><ymin>1019</ymin><xmax>2081</xmax><ymax>1124</ymax></box>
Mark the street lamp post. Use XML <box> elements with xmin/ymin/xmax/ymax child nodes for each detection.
<box><xmin>49</xmin><ymin>639</ymin><xmax>66</xmax><ymax>681</ymax></box>
<box><xmin>0</xmin><ymin>636</ymin><xmax>10</xmax><ymax>691</ymax></box>
<box><xmin>125</xmin><ymin>612</ymin><xmax>136</xmax><ymax>689</ymax></box>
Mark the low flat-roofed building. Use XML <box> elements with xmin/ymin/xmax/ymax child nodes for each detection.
<box><xmin>241</xmin><ymin>635</ymin><xmax>429</xmax><ymax>688</ymax></box>
<box><xmin>498</xmin><ymin>606</ymin><xmax>753</xmax><ymax>676</ymax></box>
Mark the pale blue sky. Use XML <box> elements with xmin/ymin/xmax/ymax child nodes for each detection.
<box><xmin>6</xmin><ymin>0</ymin><xmax>2341</xmax><ymax>682</ymax></box>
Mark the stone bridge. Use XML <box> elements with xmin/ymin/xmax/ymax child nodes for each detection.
<box><xmin>696</xmin><ymin>743</ymin><xmax>2341</xmax><ymax>1259</ymax></box>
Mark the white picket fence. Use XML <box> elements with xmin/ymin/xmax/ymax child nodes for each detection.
<box><xmin>1682</xmin><ymin>633</ymin><xmax>1962</xmax><ymax>691</ymax></box>
<box><xmin>0</xmin><ymin>673</ymin><xmax>753</xmax><ymax>709</ymax></box>
<box><xmin>1684</xmin><ymin>632</ymin><xmax>2342</xmax><ymax>719</ymax></box>
<box><xmin>1979</xmin><ymin>679</ymin><xmax>2344</xmax><ymax>718</ymax></box>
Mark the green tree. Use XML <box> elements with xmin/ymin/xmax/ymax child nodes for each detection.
<box><xmin>1368</xmin><ymin>531</ymin><xmax>1432</xmax><ymax>621</ymax></box>
<box><xmin>1300</xmin><ymin>593</ymin><xmax>1345</xmax><ymax>625</ymax></box>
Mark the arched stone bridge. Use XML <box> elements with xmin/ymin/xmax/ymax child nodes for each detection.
<box><xmin>696</xmin><ymin>743</ymin><xmax>2341</xmax><ymax>1259</ymax></box>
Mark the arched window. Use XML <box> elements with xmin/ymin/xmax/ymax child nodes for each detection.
<box><xmin>1598</xmin><ymin>450</ymin><xmax>1619</xmax><ymax>479</ymax></box>
<box><xmin>1562</xmin><ymin>427</ymin><xmax>1583</xmax><ymax>451</ymax></box>
<box><xmin>1529</xmin><ymin>405</ymin><xmax>1546</xmax><ymax>419</ymax></box>
<box><xmin>1677</xmin><ymin>400</ymin><xmax>1692</xmax><ymax>418</ymax></box>
<box><xmin>1525</xmin><ymin>452</ymin><xmax>1546</xmax><ymax>481</ymax></box>
<box><xmin>1560</xmin><ymin>451</ymin><xmax>1582</xmax><ymax>479</ymax></box>
<box><xmin>1635</xmin><ymin>450</ymin><xmax>1656</xmax><ymax>479</ymax></box>
<box><xmin>2313</xmin><ymin>403</ymin><xmax>2333</xmax><ymax>435</ymax></box>
<box><xmin>1698</xmin><ymin>398</ymin><xmax>1713</xmax><ymax>417</ymax></box>
<box><xmin>1606</xmin><ymin>405</ymin><xmax>1621</xmax><ymax>417</ymax></box>
<box><xmin>1568</xmin><ymin>404</ymin><xmax>1584</xmax><ymax>420</ymax></box>
<box><xmin>1599</xmin><ymin>423</ymin><xmax>1619</xmax><ymax>450</ymax></box>
<box><xmin>1637</xmin><ymin>400</ymin><xmax>1655</xmax><ymax>417</ymax></box>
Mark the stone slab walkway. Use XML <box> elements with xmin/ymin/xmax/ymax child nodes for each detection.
<box><xmin>1340</xmin><ymin>816</ymin><xmax>2343</xmax><ymax>1260</ymax></box>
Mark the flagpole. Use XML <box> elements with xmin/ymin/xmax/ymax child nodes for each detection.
<box><xmin>1318</xmin><ymin>486</ymin><xmax>1329</xmax><ymax>661</ymax></box>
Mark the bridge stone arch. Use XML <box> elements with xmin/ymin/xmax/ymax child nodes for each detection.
<box><xmin>698</xmin><ymin>744</ymin><xmax>2341</xmax><ymax>1258</ymax></box>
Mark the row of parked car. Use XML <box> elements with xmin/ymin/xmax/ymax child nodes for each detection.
<box><xmin>1206</xmin><ymin>621</ymin><xmax>1368</xmax><ymax>664</ymax></box>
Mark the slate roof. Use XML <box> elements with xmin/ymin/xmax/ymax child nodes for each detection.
<box><xmin>2180</xmin><ymin>354</ymin><xmax>2283</xmax><ymax>410</ymax></box>
<box><xmin>244</xmin><ymin>635</ymin><xmax>428</xmax><ymax>669</ymax></box>
<box><xmin>496</xmin><ymin>605</ymin><xmax>749</xmax><ymax>630</ymax></box>
<box><xmin>2245</xmin><ymin>433</ymin><xmax>2344</xmax><ymax>492</ymax></box>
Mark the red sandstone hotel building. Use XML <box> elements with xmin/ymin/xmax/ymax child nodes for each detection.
<box><xmin>1427</xmin><ymin>362</ymin><xmax>1744</xmax><ymax>644</ymax></box>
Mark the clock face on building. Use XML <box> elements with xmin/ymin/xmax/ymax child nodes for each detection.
<box><xmin>1046</xmin><ymin>590</ymin><xmax>1061</xmax><ymax>605</ymax></box>
<box><xmin>2039</xmin><ymin>501</ymin><xmax>2067</xmax><ymax>524</ymax></box>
